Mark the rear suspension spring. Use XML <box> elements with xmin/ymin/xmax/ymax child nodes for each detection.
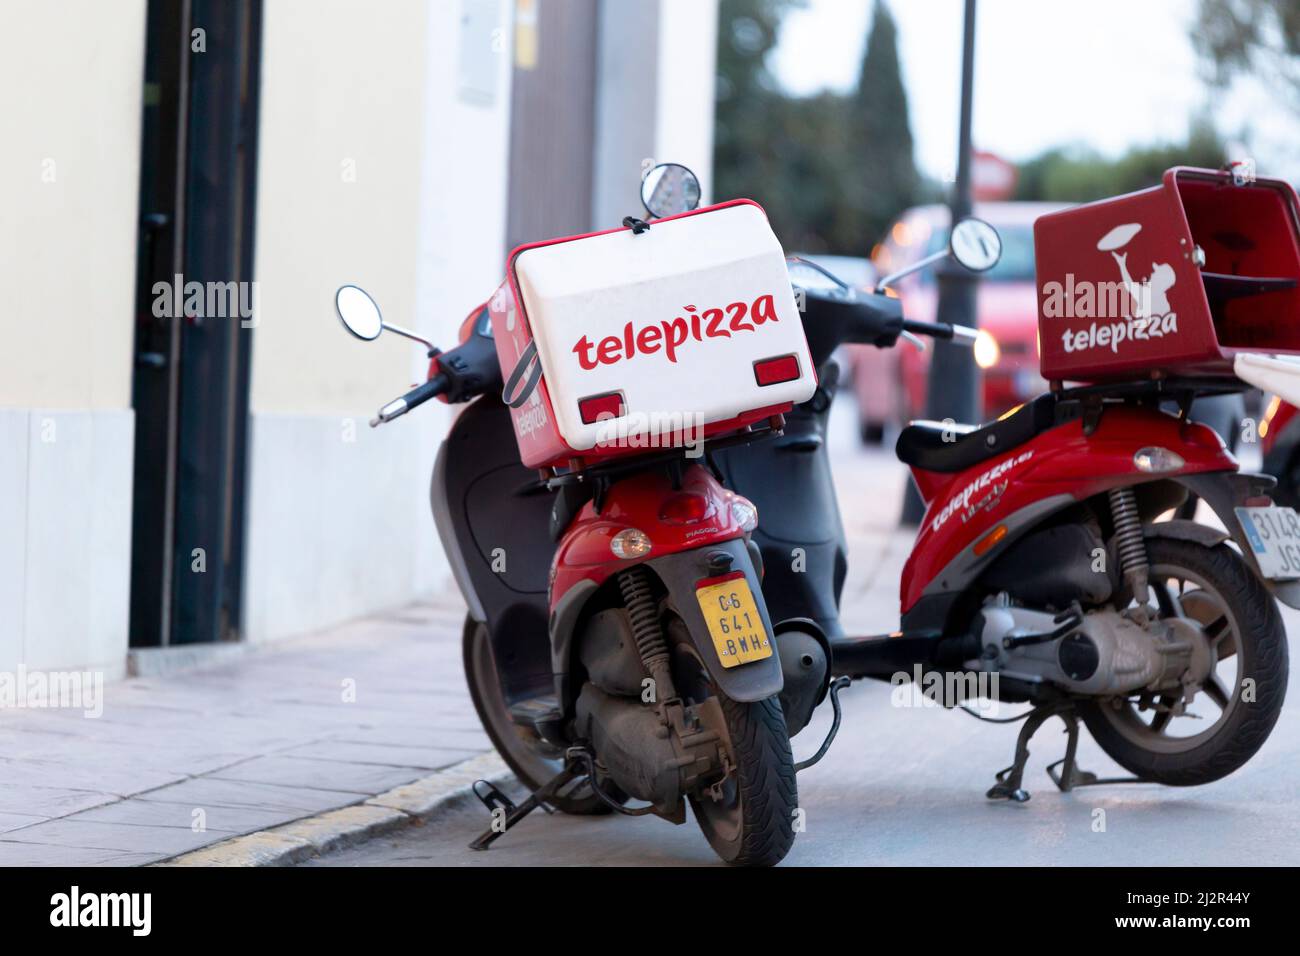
<box><xmin>617</xmin><ymin>565</ymin><xmax>677</xmax><ymax>700</ymax></box>
<box><xmin>1108</xmin><ymin>485</ymin><xmax>1150</xmax><ymax>604</ymax></box>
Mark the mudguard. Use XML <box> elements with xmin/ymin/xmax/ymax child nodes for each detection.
<box><xmin>1172</xmin><ymin>471</ymin><xmax>1300</xmax><ymax>610</ymax></box>
<box><xmin>648</xmin><ymin>538</ymin><xmax>785</xmax><ymax>703</ymax></box>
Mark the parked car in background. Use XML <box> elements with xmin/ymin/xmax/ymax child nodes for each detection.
<box><xmin>847</xmin><ymin>201</ymin><xmax>1068</xmax><ymax>443</ymax></box>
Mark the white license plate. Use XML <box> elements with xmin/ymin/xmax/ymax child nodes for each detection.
<box><xmin>1235</xmin><ymin>506</ymin><xmax>1300</xmax><ymax>580</ymax></box>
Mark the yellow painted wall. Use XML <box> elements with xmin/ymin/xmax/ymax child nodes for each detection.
<box><xmin>0</xmin><ymin>0</ymin><xmax>147</xmax><ymax>410</ymax></box>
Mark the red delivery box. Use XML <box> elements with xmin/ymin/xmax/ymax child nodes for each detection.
<box><xmin>488</xmin><ymin>200</ymin><xmax>817</xmax><ymax>470</ymax></box>
<box><xmin>1034</xmin><ymin>166</ymin><xmax>1300</xmax><ymax>384</ymax></box>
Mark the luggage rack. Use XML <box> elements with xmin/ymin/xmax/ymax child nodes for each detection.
<box><xmin>1046</xmin><ymin>376</ymin><xmax>1248</xmax><ymax>437</ymax></box>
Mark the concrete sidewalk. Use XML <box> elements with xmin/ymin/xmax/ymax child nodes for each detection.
<box><xmin>0</xmin><ymin>598</ymin><xmax>490</xmax><ymax>865</ymax></box>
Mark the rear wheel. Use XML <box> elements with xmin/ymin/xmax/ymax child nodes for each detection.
<box><xmin>1079</xmin><ymin>538</ymin><xmax>1288</xmax><ymax>786</ymax></box>
<box><xmin>461</xmin><ymin>617</ymin><xmax>607</xmax><ymax>815</ymax></box>
<box><xmin>673</xmin><ymin>637</ymin><xmax>797</xmax><ymax>866</ymax></box>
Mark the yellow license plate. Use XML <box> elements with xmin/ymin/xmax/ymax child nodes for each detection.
<box><xmin>695</xmin><ymin>574</ymin><xmax>772</xmax><ymax>668</ymax></box>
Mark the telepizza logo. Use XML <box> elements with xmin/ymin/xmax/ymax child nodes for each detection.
<box><xmin>571</xmin><ymin>294</ymin><xmax>781</xmax><ymax>369</ymax></box>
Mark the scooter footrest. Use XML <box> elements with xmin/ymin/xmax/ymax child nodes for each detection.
<box><xmin>508</xmin><ymin>695</ymin><xmax>566</xmax><ymax>744</ymax></box>
<box><xmin>507</xmin><ymin>695</ymin><xmax>561</xmax><ymax>726</ymax></box>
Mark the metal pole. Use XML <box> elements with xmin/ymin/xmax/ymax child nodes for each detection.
<box><xmin>902</xmin><ymin>0</ymin><xmax>978</xmax><ymax>525</ymax></box>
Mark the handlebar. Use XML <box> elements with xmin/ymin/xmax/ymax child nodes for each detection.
<box><xmin>371</xmin><ymin>373</ymin><xmax>448</xmax><ymax>427</ymax></box>
<box><xmin>901</xmin><ymin>319</ymin><xmax>979</xmax><ymax>344</ymax></box>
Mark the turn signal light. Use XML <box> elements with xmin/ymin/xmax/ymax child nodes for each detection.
<box><xmin>579</xmin><ymin>391</ymin><xmax>626</xmax><ymax>424</ymax></box>
<box><xmin>753</xmin><ymin>354</ymin><xmax>800</xmax><ymax>386</ymax></box>
<box><xmin>659</xmin><ymin>492</ymin><xmax>714</xmax><ymax>525</ymax></box>
<box><xmin>973</xmin><ymin>524</ymin><xmax>1008</xmax><ymax>557</ymax></box>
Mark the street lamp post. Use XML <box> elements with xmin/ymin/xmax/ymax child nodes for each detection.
<box><xmin>902</xmin><ymin>0</ymin><xmax>979</xmax><ymax>525</ymax></box>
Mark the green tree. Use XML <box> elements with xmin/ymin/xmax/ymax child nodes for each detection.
<box><xmin>712</xmin><ymin>0</ymin><xmax>919</xmax><ymax>254</ymax></box>
<box><xmin>848</xmin><ymin>0</ymin><xmax>919</xmax><ymax>248</ymax></box>
<box><xmin>1014</xmin><ymin>123</ymin><xmax>1226</xmax><ymax>203</ymax></box>
<box><xmin>713</xmin><ymin>0</ymin><xmax>801</xmax><ymax>228</ymax></box>
<box><xmin>1192</xmin><ymin>0</ymin><xmax>1300</xmax><ymax>104</ymax></box>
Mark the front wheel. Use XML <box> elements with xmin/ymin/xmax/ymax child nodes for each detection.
<box><xmin>1079</xmin><ymin>537</ymin><xmax>1288</xmax><ymax>786</ymax></box>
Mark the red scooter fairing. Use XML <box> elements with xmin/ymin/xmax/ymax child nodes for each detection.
<box><xmin>551</xmin><ymin>464</ymin><xmax>753</xmax><ymax>599</ymax></box>
<box><xmin>549</xmin><ymin>464</ymin><xmax>784</xmax><ymax>702</ymax></box>
<box><xmin>901</xmin><ymin>404</ymin><xmax>1237</xmax><ymax>614</ymax></box>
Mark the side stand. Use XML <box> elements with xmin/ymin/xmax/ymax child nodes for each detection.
<box><xmin>986</xmin><ymin>700</ymin><xmax>1138</xmax><ymax>802</ymax></box>
<box><xmin>468</xmin><ymin>760</ymin><xmax>582</xmax><ymax>851</ymax></box>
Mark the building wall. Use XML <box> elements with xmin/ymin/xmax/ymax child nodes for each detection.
<box><xmin>591</xmin><ymin>0</ymin><xmax>718</xmax><ymax>226</ymax></box>
<box><xmin>0</xmin><ymin>0</ymin><xmax>718</xmax><ymax>669</ymax></box>
<box><xmin>241</xmin><ymin>0</ymin><xmax>515</xmax><ymax>642</ymax></box>
<box><xmin>654</xmin><ymin>0</ymin><xmax>719</xmax><ymax>200</ymax></box>
<box><xmin>0</xmin><ymin>0</ymin><xmax>147</xmax><ymax>676</ymax></box>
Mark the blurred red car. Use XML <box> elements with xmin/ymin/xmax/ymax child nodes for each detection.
<box><xmin>848</xmin><ymin>201</ymin><xmax>1067</xmax><ymax>443</ymax></box>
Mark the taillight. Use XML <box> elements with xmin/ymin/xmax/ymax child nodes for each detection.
<box><xmin>659</xmin><ymin>492</ymin><xmax>714</xmax><ymax>524</ymax></box>
<box><xmin>753</xmin><ymin>354</ymin><xmax>800</xmax><ymax>386</ymax></box>
<box><xmin>578</xmin><ymin>391</ymin><xmax>626</xmax><ymax>424</ymax></box>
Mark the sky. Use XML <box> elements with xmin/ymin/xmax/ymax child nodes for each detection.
<box><xmin>767</xmin><ymin>0</ymin><xmax>1295</xmax><ymax>182</ymax></box>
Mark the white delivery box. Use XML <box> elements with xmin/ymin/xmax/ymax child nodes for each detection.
<box><xmin>489</xmin><ymin>199</ymin><xmax>817</xmax><ymax>469</ymax></box>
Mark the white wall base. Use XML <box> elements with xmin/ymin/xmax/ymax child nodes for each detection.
<box><xmin>241</xmin><ymin>410</ymin><xmax>452</xmax><ymax>645</ymax></box>
<box><xmin>0</xmin><ymin>408</ymin><xmax>134</xmax><ymax>677</ymax></box>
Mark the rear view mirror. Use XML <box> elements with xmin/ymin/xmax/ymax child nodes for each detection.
<box><xmin>336</xmin><ymin>285</ymin><xmax>384</xmax><ymax>341</ymax></box>
<box><xmin>950</xmin><ymin>218</ymin><xmax>1002</xmax><ymax>273</ymax></box>
<box><xmin>641</xmin><ymin>163</ymin><xmax>702</xmax><ymax>219</ymax></box>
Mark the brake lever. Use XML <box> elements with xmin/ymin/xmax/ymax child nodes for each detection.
<box><xmin>900</xmin><ymin>329</ymin><xmax>926</xmax><ymax>351</ymax></box>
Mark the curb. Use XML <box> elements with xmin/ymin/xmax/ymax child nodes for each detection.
<box><xmin>156</xmin><ymin>752</ymin><xmax>512</xmax><ymax>867</ymax></box>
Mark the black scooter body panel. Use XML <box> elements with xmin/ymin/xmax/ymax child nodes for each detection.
<box><xmin>711</xmin><ymin>365</ymin><xmax>848</xmax><ymax>639</ymax></box>
<box><xmin>431</xmin><ymin>396</ymin><xmax>556</xmax><ymax>706</ymax></box>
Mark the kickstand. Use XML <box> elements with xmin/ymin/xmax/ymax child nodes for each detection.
<box><xmin>986</xmin><ymin>700</ymin><xmax>1139</xmax><ymax>802</ymax></box>
<box><xmin>468</xmin><ymin>760</ymin><xmax>582</xmax><ymax>851</ymax></box>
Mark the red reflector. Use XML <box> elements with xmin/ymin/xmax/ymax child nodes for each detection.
<box><xmin>659</xmin><ymin>492</ymin><xmax>714</xmax><ymax>524</ymax></box>
<box><xmin>578</xmin><ymin>391</ymin><xmax>625</xmax><ymax>424</ymax></box>
<box><xmin>753</xmin><ymin>354</ymin><xmax>800</xmax><ymax>386</ymax></box>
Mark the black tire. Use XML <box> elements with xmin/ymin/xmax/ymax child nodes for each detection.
<box><xmin>461</xmin><ymin>616</ymin><xmax>608</xmax><ymax>815</ymax></box>
<box><xmin>1079</xmin><ymin>537</ymin><xmax>1288</xmax><ymax>786</ymax></box>
<box><xmin>688</xmin><ymin>691</ymin><xmax>798</xmax><ymax>866</ymax></box>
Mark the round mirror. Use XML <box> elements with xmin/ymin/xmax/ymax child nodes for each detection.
<box><xmin>335</xmin><ymin>285</ymin><xmax>383</xmax><ymax>341</ymax></box>
<box><xmin>640</xmin><ymin>163</ymin><xmax>702</xmax><ymax>219</ymax></box>
<box><xmin>949</xmin><ymin>218</ymin><xmax>1002</xmax><ymax>273</ymax></box>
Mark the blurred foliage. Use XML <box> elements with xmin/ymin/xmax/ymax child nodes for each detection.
<box><xmin>1193</xmin><ymin>0</ymin><xmax>1300</xmax><ymax>102</ymax></box>
<box><xmin>713</xmin><ymin>0</ymin><xmax>920</xmax><ymax>254</ymax></box>
<box><xmin>1013</xmin><ymin>123</ymin><xmax>1226</xmax><ymax>203</ymax></box>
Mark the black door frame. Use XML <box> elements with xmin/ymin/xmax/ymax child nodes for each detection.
<box><xmin>129</xmin><ymin>0</ymin><xmax>262</xmax><ymax>647</ymax></box>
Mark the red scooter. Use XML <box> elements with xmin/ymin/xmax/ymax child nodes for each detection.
<box><xmin>720</xmin><ymin>165</ymin><xmax>1297</xmax><ymax>799</ymax></box>
<box><xmin>333</xmin><ymin>167</ymin><xmax>851</xmax><ymax>866</ymax></box>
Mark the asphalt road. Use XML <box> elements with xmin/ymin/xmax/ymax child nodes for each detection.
<box><xmin>307</xmin><ymin>396</ymin><xmax>1300</xmax><ymax>866</ymax></box>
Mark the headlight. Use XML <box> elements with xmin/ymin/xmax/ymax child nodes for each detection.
<box><xmin>730</xmin><ymin>499</ymin><xmax>758</xmax><ymax>532</ymax></box>
<box><xmin>973</xmin><ymin>329</ymin><xmax>1000</xmax><ymax>369</ymax></box>
<box><xmin>610</xmin><ymin>528</ymin><xmax>652</xmax><ymax>559</ymax></box>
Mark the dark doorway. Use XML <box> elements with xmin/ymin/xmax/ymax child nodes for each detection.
<box><xmin>505</xmin><ymin>0</ymin><xmax>600</xmax><ymax>252</ymax></box>
<box><xmin>129</xmin><ymin>0</ymin><xmax>262</xmax><ymax>647</ymax></box>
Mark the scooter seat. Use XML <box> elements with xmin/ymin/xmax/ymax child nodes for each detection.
<box><xmin>895</xmin><ymin>393</ymin><xmax>1057</xmax><ymax>474</ymax></box>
